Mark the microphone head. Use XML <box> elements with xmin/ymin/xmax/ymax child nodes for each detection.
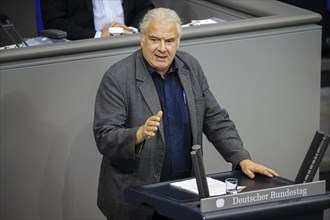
<box><xmin>0</xmin><ymin>13</ymin><xmax>11</xmax><ymax>24</ymax></box>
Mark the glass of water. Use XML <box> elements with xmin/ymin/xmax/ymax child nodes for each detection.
<box><xmin>225</xmin><ymin>178</ymin><xmax>238</xmax><ymax>194</ymax></box>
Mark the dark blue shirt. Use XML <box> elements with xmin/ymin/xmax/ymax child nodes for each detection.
<box><xmin>144</xmin><ymin>59</ymin><xmax>192</xmax><ymax>181</ymax></box>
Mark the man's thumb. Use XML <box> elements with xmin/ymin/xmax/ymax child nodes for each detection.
<box><xmin>156</xmin><ymin>111</ymin><xmax>163</xmax><ymax>119</ymax></box>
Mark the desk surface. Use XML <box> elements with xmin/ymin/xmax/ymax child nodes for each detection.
<box><xmin>124</xmin><ymin>171</ymin><xmax>329</xmax><ymax>220</ymax></box>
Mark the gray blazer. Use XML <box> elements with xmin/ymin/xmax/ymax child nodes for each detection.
<box><xmin>93</xmin><ymin>49</ymin><xmax>251</xmax><ymax>220</ymax></box>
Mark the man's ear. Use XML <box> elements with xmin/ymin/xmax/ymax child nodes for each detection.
<box><xmin>139</xmin><ymin>32</ymin><xmax>144</xmax><ymax>47</ymax></box>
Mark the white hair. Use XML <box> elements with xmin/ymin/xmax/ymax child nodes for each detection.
<box><xmin>139</xmin><ymin>8</ymin><xmax>182</xmax><ymax>38</ymax></box>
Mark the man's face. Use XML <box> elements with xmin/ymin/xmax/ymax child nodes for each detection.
<box><xmin>140</xmin><ymin>18</ymin><xmax>180</xmax><ymax>76</ymax></box>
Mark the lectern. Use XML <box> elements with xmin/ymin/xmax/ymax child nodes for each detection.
<box><xmin>124</xmin><ymin>170</ymin><xmax>329</xmax><ymax>220</ymax></box>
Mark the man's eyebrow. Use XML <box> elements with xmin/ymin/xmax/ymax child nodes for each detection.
<box><xmin>165</xmin><ymin>37</ymin><xmax>176</xmax><ymax>41</ymax></box>
<box><xmin>148</xmin><ymin>34</ymin><xmax>176</xmax><ymax>40</ymax></box>
<box><xmin>148</xmin><ymin>35</ymin><xmax>158</xmax><ymax>38</ymax></box>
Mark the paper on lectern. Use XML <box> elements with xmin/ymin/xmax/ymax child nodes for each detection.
<box><xmin>170</xmin><ymin>177</ymin><xmax>245</xmax><ymax>196</ymax></box>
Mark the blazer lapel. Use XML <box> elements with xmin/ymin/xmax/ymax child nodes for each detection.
<box><xmin>135</xmin><ymin>53</ymin><xmax>165</xmax><ymax>144</ymax></box>
<box><xmin>177</xmin><ymin>61</ymin><xmax>198</xmax><ymax>144</ymax></box>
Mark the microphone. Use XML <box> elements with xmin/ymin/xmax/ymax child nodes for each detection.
<box><xmin>191</xmin><ymin>145</ymin><xmax>210</xmax><ymax>198</ymax></box>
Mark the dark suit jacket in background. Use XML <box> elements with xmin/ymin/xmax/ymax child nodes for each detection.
<box><xmin>93</xmin><ymin>49</ymin><xmax>251</xmax><ymax>220</ymax></box>
<box><xmin>40</xmin><ymin>0</ymin><xmax>154</xmax><ymax>40</ymax></box>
